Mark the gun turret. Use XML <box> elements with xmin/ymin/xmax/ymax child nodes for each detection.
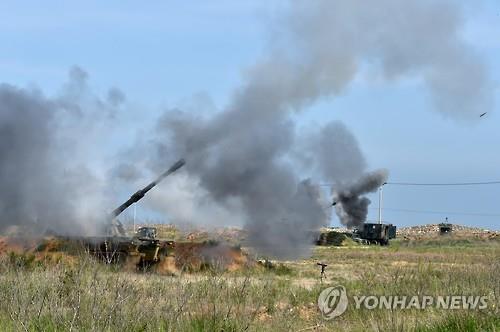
<box><xmin>110</xmin><ymin>158</ymin><xmax>185</xmax><ymax>220</ymax></box>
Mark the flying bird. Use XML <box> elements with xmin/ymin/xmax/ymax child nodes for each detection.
<box><xmin>480</xmin><ymin>112</ymin><xmax>487</xmax><ymax>117</ymax></box>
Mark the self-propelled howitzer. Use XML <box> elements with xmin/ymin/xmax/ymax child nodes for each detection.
<box><xmin>92</xmin><ymin>158</ymin><xmax>185</xmax><ymax>266</ymax></box>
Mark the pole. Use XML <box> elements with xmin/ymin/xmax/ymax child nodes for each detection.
<box><xmin>378</xmin><ymin>185</ymin><xmax>383</xmax><ymax>224</ymax></box>
<box><xmin>133</xmin><ymin>203</ymin><xmax>137</xmax><ymax>232</ymax></box>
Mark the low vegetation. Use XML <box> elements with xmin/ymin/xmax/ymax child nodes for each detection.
<box><xmin>0</xmin><ymin>236</ymin><xmax>498</xmax><ymax>331</ymax></box>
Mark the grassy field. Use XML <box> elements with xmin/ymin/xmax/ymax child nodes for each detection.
<box><xmin>0</xmin><ymin>236</ymin><xmax>498</xmax><ymax>331</ymax></box>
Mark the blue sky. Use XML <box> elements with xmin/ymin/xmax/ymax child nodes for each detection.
<box><xmin>1</xmin><ymin>1</ymin><xmax>499</xmax><ymax>229</ymax></box>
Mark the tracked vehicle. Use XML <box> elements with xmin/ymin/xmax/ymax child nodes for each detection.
<box><xmin>84</xmin><ymin>159</ymin><xmax>184</xmax><ymax>266</ymax></box>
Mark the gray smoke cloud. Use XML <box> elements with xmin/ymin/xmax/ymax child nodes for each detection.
<box><xmin>150</xmin><ymin>107</ymin><xmax>331</xmax><ymax>259</ymax></box>
<box><xmin>277</xmin><ymin>0</ymin><xmax>493</xmax><ymax>119</ymax></box>
<box><xmin>0</xmin><ymin>1</ymin><xmax>492</xmax><ymax>258</ymax></box>
<box><xmin>142</xmin><ymin>1</ymin><xmax>491</xmax><ymax>258</ymax></box>
<box><xmin>0</xmin><ymin>67</ymin><xmax>122</xmax><ymax>235</ymax></box>
<box><xmin>333</xmin><ymin>170</ymin><xmax>389</xmax><ymax>228</ymax></box>
<box><xmin>297</xmin><ymin>121</ymin><xmax>367</xmax><ymax>183</ymax></box>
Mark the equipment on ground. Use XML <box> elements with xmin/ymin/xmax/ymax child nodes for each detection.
<box><xmin>439</xmin><ymin>223</ymin><xmax>452</xmax><ymax>235</ymax></box>
<box><xmin>317</xmin><ymin>262</ymin><xmax>328</xmax><ymax>282</ymax></box>
<box><xmin>353</xmin><ymin>223</ymin><xmax>396</xmax><ymax>245</ymax></box>
<box><xmin>87</xmin><ymin>159</ymin><xmax>185</xmax><ymax>267</ymax></box>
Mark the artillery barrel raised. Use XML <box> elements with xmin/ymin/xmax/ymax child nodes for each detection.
<box><xmin>111</xmin><ymin>158</ymin><xmax>185</xmax><ymax>219</ymax></box>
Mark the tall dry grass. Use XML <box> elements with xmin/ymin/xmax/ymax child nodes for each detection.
<box><xmin>0</xmin><ymin>236</ymin><xmax>498</xmax><ymax>331</ymax></box>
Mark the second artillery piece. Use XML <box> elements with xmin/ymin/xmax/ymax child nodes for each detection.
<box><xmin>86</xmin><ymin>158</ymin><xmax>185</xmax><ymax>267</ymax></box>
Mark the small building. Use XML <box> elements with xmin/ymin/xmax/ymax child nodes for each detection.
<box><xmin>439</xmin><ymin>223</ymin><xmax>453</xmax><ymax>235</ymax></box>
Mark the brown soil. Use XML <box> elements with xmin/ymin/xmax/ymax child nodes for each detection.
<box><xmin>0</xmin><ymin>235</ymin><xmax>250</xmax><ymax>273</ymax></box>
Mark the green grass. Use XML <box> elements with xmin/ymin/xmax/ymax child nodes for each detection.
<box><xmin>415</xmin><ymin>313</ymin><xmax>500</xmax><ymax>332</ymax></box>
<box><xmin>0</xmin><ymin>236</ymin><xmax>498</xmax><ymax>331</ymax></box>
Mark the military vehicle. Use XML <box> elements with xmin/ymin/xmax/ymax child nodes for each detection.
<box><xmin>439</xmin><ymin>223</ymin><xmax>452</xmax><ymax>235</ymax></box>
<box><xmin>84</xmin><ymin>159</ymin><xmax>185</xmax><ymax>267</ymax></box>
<box><xmin>353</xmin><ymin>223</ymin><xmax>396</xmax><ymax>245</ymax></box>
<box><xmin>315</xmin><ymin>223</ymin><xmax>397</xmax><ymax>246</ymax></box>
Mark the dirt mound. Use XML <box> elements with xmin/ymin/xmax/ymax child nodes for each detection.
<box><xmin>397</xmin><ymin>224</ymin><xmax>499</xmax><ymax>240</ymax></box>
<box><xmin>316</xmin><ymin>231</ymin><xmax>349</xmax><ymax>246</ymax></box>
<box><xmin>173</xmin><ymin>242</ymin><xmax>249</xmax><ymax>272</ymax></box>
<box><xmin>0</xmin><ymin>235</ymin><xmax>250</xmax><ymax>273</ymax></box>
<box><xmin>0</xmin><ymin>236</ymin><xmax>41</xmax><ymax>254</ymax></box>
<box><xmin>0</xmin><ymin>236</ymin><xmax>80</xmax><ymax>267</ymax></box>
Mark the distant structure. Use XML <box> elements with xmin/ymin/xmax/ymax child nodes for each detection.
<box><xmin>439</xmin><ymin>218</ymin><xmax>453</xmax><ymax>235</ymax></box>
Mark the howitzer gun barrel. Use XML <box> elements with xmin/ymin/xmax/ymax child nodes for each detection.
<box><xmin>111</xmin><ymin>158</ymin><xmax>185</xmax><ymax>219</ymax></box>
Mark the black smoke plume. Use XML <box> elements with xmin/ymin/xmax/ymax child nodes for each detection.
<box><xmin>333</xmin><ymin>170</ymin><xmax>389</xmax><ymax>228</ymax></box>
